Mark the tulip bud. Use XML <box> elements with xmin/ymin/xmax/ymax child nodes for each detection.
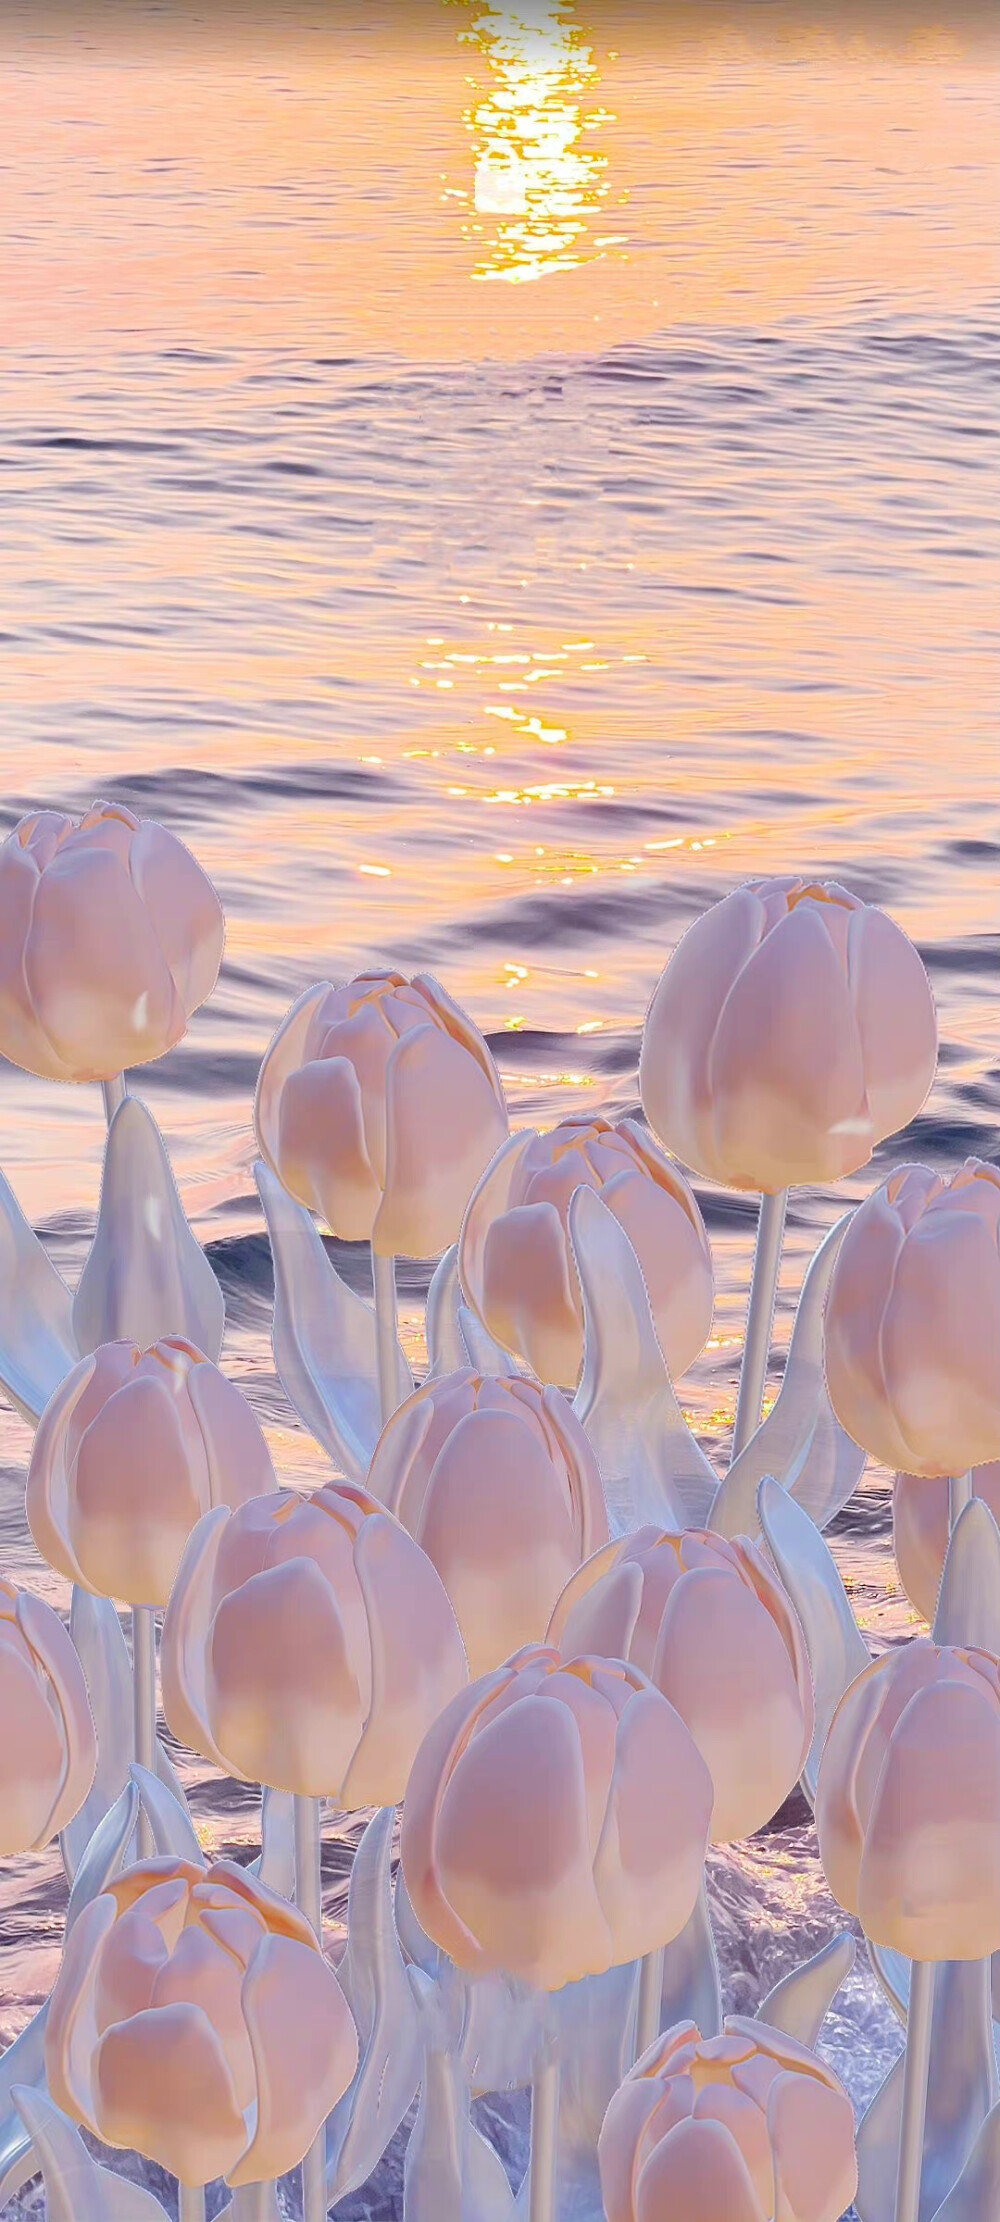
<box><xmin>368</xmin><ymin>1369</ymin><xmax>609</xmax><ymax>1675</ymax></box>
<box><xmin>598</xmin><ymin>2016</ymin><xmax>857</xmax><ymax>2222</ymax></box>
<box><xmin>27</xmin><ymin>1337</ymin><xmax>277</xmax><ymax>1609</ymax></box>
<box><xmin>400</xmin><ymin>1644</ymin><xmax>713</xmax><ymax>1992</ymax></box>
<box><xmin>459</xmin><ymin>1115</ymin><xmax>713</xmax><ymax>1387</ymax></box>
<box><xmin>824</xmin><ymin>1160</ymin><xmax>1000</xmax><ymax>1478</ymax></box>
<box><xmin>161</xmin><ymin>1481</ymin><xmax>468</xmax><ymax>1802</ymax></box>
<box><xmin>254</xmin><ymin>970</ymin><xmax>508</xmax><ymax>1257</ymax></box>
<box><xmin>45</xmin><ymin>1856</ymin><xmax>358</xmax><ymax>2187</ymax></box>
<box><xmin>640</xmin><ymin>877</ymin><xmax>936</xmax><ymax>1192</ymax></box>
<box><xmin>0</xmin><ymin>1576</ymin><xmax>97</xmax><ymax>1854</ymax></box>
<box><xmin>816</xmin><ymin>1640</ymin><xmax>1000</xmax><ymax>1959</ymax></box>
<box><xmin>548</xmin><ymin>1526</ymin><xmax>813</xmax><ymax>1842</ymax></box>
<box><xmin>894</xmin><ymin>1461</ymin><xmax>1000</xmax><ymax>1622</ymax></box>
<box><xmin>0</xmin><ymin>802</ymin><xmax>224</xmax><ymax>1083</ymax></box>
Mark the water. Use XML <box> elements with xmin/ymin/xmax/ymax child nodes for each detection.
<box><xmin>0</xmin><ymin>2</ymin><xmax>997</xmax><ymax>2208</ymax></box>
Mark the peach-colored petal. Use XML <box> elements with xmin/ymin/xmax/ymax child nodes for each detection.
<box><xmin>823</xmin><ymin>1188</ymin><xmax>916</xmax><ymax>1473</ymax></box>
<box><xmin>413</xmin><ymin>972</ymin><xmax>507</xmax><ymax>1103</ymax></box>
<box><xmin>555</xmin><ymin>1555</ymin><xmax>644</xmax><ymax>1665</ymax></box>
<box><xmin>160</xmin><ymin>1504</ymin><xmax>233</xmax><ymax>1770</ymax></box>
<box><xmin>768</xmin><ymin>2066</ymin><xmax>858</xmax><ymax>2222</ymax></box>
<box><xmin>847</xmin><ymin>902</ymin><xmax>937</xmax><ymax>1149</ymax></box>
<box><xmin>651</xmin><ymin>1565</ymin><xmax>810</xmax><ymax>1842</ymax></box>
<box><xmin>254</xmin><ymin>981</ymin><xmax>334</xmax><ymax>1171</ymax></box>
<box><xmin>434</xmin><ymin>1691</ymin><xmax>613</xmax><ymax>1986</ymax></box>
<box><xmin>880</xmin><ymin>1207</ymin><xmax>1000</xmax><ymax>1476</ymax></box>
<box><xmin>27</xmin><ymin>843</ymin><xmax>181</xmax><ymax>1081</ymax></box>
<box><xmin>399</xmin><ymin>1669</ymin><xmax>516</xmax><ymax>1972</ymax></box>
<box><xmin>375</xmin><ymin>1020</ymin><xmax>509</xmax><ymax>1258</ymax></box>
<box><xmin>128</xmin><ymin>819</ymin><xmax>224</xmax><ymax>1020</ymax></box>
<box><xmin>70</xmin><ymin>1372</ymin><xmax>204</xmax><ymax>1607</ymax></box>
<box><xmin>593</xmin><ymin>1682</ymin><xmax>712</xmax><ymax>1962</ymax></box>
<box><xmin>186</xmin><ymin>1357</ymin><xmax>277</xmax><ymax>1510</ymax></box>
<box><xmin>893</xmin><ymin>1463</ymin><xmax>1000</xmax><ymax>1623</ymax></box>
<box><xmin>277</xmin><ymin>1053</ymin><xmax>381</xmax><ymax>1238</ymax></box>
<box><xmin>458</xmin><ymin>1128</ymin><xmax>536</xmax><ymax>1319</ymax></box>
<box><xmin>604</xmin><ymin>1167</ymin><xmax>714</xmax><ymax>1378</ymax></box>
<box><xmin>94</xmin><ymin>2001</ymin><xmax>247</xmax><ymax>2185</ymax></box>
<box><xmin>634</xmin><ymin>2116</ymin><xmax>766</xmax><ymax>2222</ymax></box>
<box><xmin>206</xmin><ymin>1557</ymin><xmax>366</xmax><ymax>1796</ymax></box>
<box><xmin>94</xmin><ymin>1907</ymin><xmax>170</xmax><ymax>2035</ymax></box>
<box><xmin>598</xmin><ymin>2076</ymin><xmax>668</xmax><ymax>2222</ymax></box>
<box><xmin>366</xmin><ymin>1380</ymin><xmax>439</xmax><ymax>1520</ymax></box>
<box><xmin>546</xmin><ymin>1538</ymin><xmax>632</xmax><ymax>1651</ymax></box>
<box><xmin>481</xmin><ymin>1199</ymin><xmax>582</xmax><ymax>1383</ymax></box>
<box><xmin>858</xmin><ymin>1675</ymin><xmax>1000</xmax><ymax>1958</ymax></box>
<box><xmin>711</xmin><ymin>903</ymin><xmax>868</xmax><ymax>1191</ymax></box>
<box><xmin>26</xmin><ymin>1351</ymin><xmax>103</xmax><ymax>1590</ymax></box>
<box><xmin>639</xmin><ymin>886</ymin><xmax>765</xmax><ymax>1182</ymax></box>
<box><xmin>229</xmin><ymin>1934</ymin><xmax>359</xmax><ymax>2186</ymax></box>
<box><xmin>341</xmin><ymin>1507</ymin><xmax>468</xmax><ymax>1806</ymax></box>
<box><xmin>45</xmin><ymin>1892</ymin><xmax>118</xmax><ymax>2129</ymax></box>
<box><xmin>0</xmin><ymin>1629</ymin><xmax>68</xmax><ymax>1854</ymax></box>
<box><xmin>151</xmin><ymin>1922</ymin><xmax>256</xmax><ymax>2110</ymax></box>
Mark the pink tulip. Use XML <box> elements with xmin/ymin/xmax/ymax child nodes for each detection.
<box><xmin>0</xmin><ymin>1576</ymin><xmax>97</xmax><ymax>1855</ymax></box>
<box><xmin>824</xmin><ymin>1160</ymin><xmax>1000</xmax><ymax>1478</ymax></box>
<box><xmin>27</xmin><ymin>1337</ymin><xmax>277</xmax><ymax>1609</ymax></box>
<box><xmin>599</xmin><ymin>2016</ymin><xmax>857</xmax><ymax>2222</ymax></box>
<box><xmin>367</xmin><ymin>1369</ymin><xmax>609</xmax><ymax>1675</ymax></box>
<box><xmin>254</xmin><ymin>970</ymin><xmax>508</xmax><ymax>1257</ymax></box>
<box><xmin>639</xmin><ymin>878</ymin><xmax>936</xmax><ymax>1193</ymax></box>
<box><xmin>161</xmin><ymin>1480</ymin><xmax>468</xmax><ymax>1802</ymax></box>
<box><xmin>0</xmin><ymin>802</ymin><xmax>224</xmax><ymax>1084</ymax></box>
<box><xmin>894</xmin><ymin>1461</ymin><xmax>1000</xmax><ymax>1622</ymax></box>
<box><xmin>400</xmin><ymin>1644</ymin><xmax>712</xmax><ymax>1992</ymax></box>
<box><xmin>46</xmin><ymin>1855</ymin><xmax>358</xmax><ymax>2188</ymax></box>
<box><xmin>548</xmin><ymin>1527</ymin><xmax>812</xmax><ymax>1842</ymax></box>
<box><xmin>458</xmin><ymin>1114</ymin><xmax>713</xmax><ymax>1388</ymax></box>
<box><xmin>816</xmin><ymin>1639</ymin><xmax>1000</xmax><ymax>1959</ymax></box>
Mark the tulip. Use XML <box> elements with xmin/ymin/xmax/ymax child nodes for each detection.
<box><xmin>400</xmin><ymin>1644</ymin><xmax>713</xmax><ymax>1992</ymax></box>
<box><xmin>0</xmin><ymin>801</ymin><xmax>224</xmax><ymax>1084</ymax></box>
<box><xmin>367</xmin><ymin>1369</ymin><xmax>609</xmax><ymax>1674</ymax></box>
<box><xmin>598</xmin><ymin>2015</ymin><xmax>857</xmax><ymax>2222</ymax></box>
<box><xmin>45</xmin><ymin>1856</ymin><xmax>358</xmax><ymax>2188</ymax></box>
<box><xmin>161</xmin><ymin>1480</ymin><xmax>468</xmax><ymax>1802</ymax></box>
<box><xmin>816</xmin><ymin>1639</ymin><xmax>1000</xmax><ymax>1960</ymax></box>
<box><xmin>0</xmin><ymin>1575</ymin><xmax>97</xmax><ymax>1854</ymax></box>
<box><xmin>458</xmin><ymin>1115</ymin><xmax>713</xmax><ymax>1389</ymax></box>
<box><xmin>548</xmin><ymin>1526</ymin><xmax>813</xmax><ymax>1843</ymax></box>
<box><xmin>254</xmin><ymin>970</ymin><xmax>508</xmax><ymax>1260</ymax></box>
<box><xmin>639</xmin><ymin>877</ymin><xmax>936</xmax><ymax>1194</ymax></box>
<box><xmin>824</xmin><ymin>1160</ymin><xmax>1000</xmax><ymax>1479</ymax></box>
<box><xmin>894</xmin><ymin>1460</ymin><xmax>1000</xmax><ymax>1624</ymax></box>
<box><xmin>26</xmin><ymin>1337</ymin><xmax>277</xmax><ymax>1610</ymax></box>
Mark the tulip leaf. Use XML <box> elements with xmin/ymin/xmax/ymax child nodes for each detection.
<box><xmin>856</xmin><ymin>1959</ymin><xmax>995</xmax><ymax>2222</ymax></box>
<box><xmin>549</xmin><ymin>1962</ymin><xmax>641</xmax><ymax>2218</ymax></box>
<box><xmin>11</xmin><ymin>2087</ymin><xmax>170</xmax><ymax>2222</ymax></box>
<box><xmin>756</xmin><ymin>1473</ymin><xmax>870</xmax><ymax>1805</ymax></box>
<box><xmin>325</xmin><ymin>1806</ymin><xmax>422</xmax><ymax>2202</ymax></box>
<box><xmin>403</xmin><ymin>2043</ymin><xmax>516</xmax><ymax>2222</ymax></box>
<box><xmin>757</xmin><ymin>1930</ymin><xmax>856</xmax><ymax>2049</ymax></box>
<box><xmin>426</xmin><ymin>1245</ymin><xmax>517</xmax><ymax>1378</ymax></box>
<box><xmin>933</xmin><ymin>2100</ymin><xmax>1000</xmax><ymax>2222</ymax></box>
<box><xmin>709</xmin><ymin>1212</ymin><xmax>864</xmax><ymax>1541</ymax></box>
<box><xmin>0</xmin><ymin>1160</ymin><xmax>76</xmax><ymax>1422</ymax></box>
<box><xmin>256</xmin><ymin>1159</ymin><xmax>412</xmax><ymax>1480</ymax></box>
<box><xmin>65</xmin><ymin>1779</ymin><xmax>140</xmax><ymax>1933</ymax></box>
<box><xmin>933</xmin><ymin>1494</ymin><xmax>1000</xmax><ymax>1652</ymax></box>
<box><xmin>60</xmin><ymin>1587</ymin><xmax>133</xmax><ymax>1886</ymax></box>
<box><xmin>129</xmin><ymin>1760</ymin><xmax>204</xmax><ymax>1865</ymax></box>
<box><xmin>0</xmin><ymin>2001</ymin><xmax>50</xmax><ymax>2211</ymax></box>
<box><xmin>570</xmin><ymin>1184</ymin><xmax>719</xmax><ymax>1535</ymax></box>
<box><xmin>73</xmin><ymin>1094</ymin><xmax>225</xmax><ymax>1362</ymax></box>
<box><xmin>656</xmin><ymin>1881</ymin><xmax>723</xmax><ymax>2042</ymax></box>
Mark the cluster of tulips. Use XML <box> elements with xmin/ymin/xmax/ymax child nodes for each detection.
<box><xmin>0</xmin><ymin>799</ymin><xmax>998</xmax><ymax>2222</ymax></box>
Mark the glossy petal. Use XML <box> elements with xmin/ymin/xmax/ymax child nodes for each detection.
<box><xmin>639</xmin><ymin>885</ymin><xmax>763</xmax><ymax>1182</ymax></box>
<box><xmin>230</xmin><ymin>1934</ymin><xmax>358</xmax><ymax>2186</ymax></box>
<box><xmin>341</xmin><ymin>1508</ymin><xmax>468</xmax><ymax>1805</ymax></box>
<box><xmin>376</xmin><ymin>1020</ymin><xmax>509</xmax><ymax>1258</ymax></box>
<box><xmin>94</xmin><ymin>2000</ymin><xmax>246</xmax><ymax>2184</ymax></box>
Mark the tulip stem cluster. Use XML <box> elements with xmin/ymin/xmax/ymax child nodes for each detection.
<box><xmin>732</xmin><ymin>1185</ymin><xmax>787</xmax><ymax>1459</ymax></box>
<box><xmin>895</xmin><ymin>1958</ymin><xmax>935</xmax><ymax>2222</ymax></box>
<box><xmin>373</xmin><ymin>1249</ymin><xmax>400</xmax><ymax>1430</ymax></box>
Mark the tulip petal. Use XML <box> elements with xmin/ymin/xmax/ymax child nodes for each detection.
<box><xmin>651</xmin><ymin>1565</ymin><xmax>809</xmax><ymax>1842</ymax></box>
<box><xmin>94</xmin><ymin>2000</ymin><xmax>246</xmax><ymax>2184</ymax></box>
<box><xmin>26</xmin><ymin>1353</ymin><xmax>100</xmax><ymax>1591</ymax></box>
<box><xmin>0</xmin><ymin>1162</ymin><xmax>76</xmax><ymax>1424</ymax></box>
<box><xmin>881</xmin><ymin>1209</ymin><xmax>1000</xmax><ymax>1476</ymax></box>
<box><xmin>767</xmin><ymin>2066</ymin><xmax>857</xmax><ymax>2222</ymax></box>
<box><xmin>27</xmin><ymin>844</ymin><xmax>182</xmax><ymax>1081</ymax></box>
<box><xmin>341</xmin><ymin>1510</ymin><xmax>468</xmax><ymax>1806</ymax></box>
<box><xmin>603</xmin><ymin>1164</ymin><xmax>714</xmax><ymax>1381</ymax></box>
<box><xmin>458</xmin><ymin>1128</ymin><xmax>536</xmax><ymax>1320</ymax></box>
<box><xmin>232</xmin><ymin>1935</ymin><xmax>358</xmax><ymax>2186</ymax></box>
<box><xmin>70</xmin><ymin>1372</ymin><xmax>204</xmax><ymax>1608</ymax></box>
<box><xmin>594</xmin><ymin>1683</ymin><xmax>712</xmax><ymax>1963</ymax></box>
<box><xmin>277</xmin><ymin>1052</ymin><xmax>381</xmax><ymax>1238</ymax></box>
<box><xmin>14</xmin><ymin>1591</ymin><xmax>96</xmax><ymax>1849</ymax></box>
<box><xmin>207</xmin><ymin>1557</ymin><xmax>366</xmax><ymax>1797</ymax></box>
<box><xmin>481</xmin><ymin>1200</ymin><xmax>582</xmax><ymax>1384</ymax></box>
<box><xmin>73</xmin><ymin>1097</ymin><xmax>225</xmax><ymax>1363</ymax></box>
<box><xmin>639</xmin><ymin>885</ymin><xmax>765</xmax><ymax>1182</ymax></box>
<box><xmin>847</xmin><ymin>900</ymin><xmax>937</xmax><ymax>1147</ymax></box>
<box><xmin>376</xmin><ymin>1021</ymin><xmax>510</xmax><ymax>1260</ymax></box>
<box><xmin>599</xmin><ymin>2074</ymin><xmax>670</xmax><ymax>2222</ymax></box>
<box><xmin>160</xmin><ymin>1503</ymin><xmax>233</xmax><ymax>1771</ymax></box>
<box><xmin>822</xmin><ymin>1186</ymin><xmax>917</xmax><ymax>1474</ymax></box>
<box><xmin>634</xmin><ymin>2114</ymin><xmax>767</xmax><ymax>2222</ymax></box>
<box><xmin>45</xmin><ymin>1893</ymin><xmax>117</xmax><ymax>2131</ymax></box>
<box><xmin>412</xmin><ymin>973</ymin><xmax>507</xmax><ymax>1103</ymax></box>
<box><xmin>758</xmin><ymin>1475</ymin><xmax>870</xmax><ymax>1808</ymax></box>
<box><xmin>553</xmin><ymin>1553</ymin><xmax>644</xmax><ymax>1663</ymax></box>
<box><xmin>546</xmin><ymin>1537</ymin><xmax>632</xmax><ymax>1650</ymax></box>
<box><xmin>858</xmin><ymin>1676</ymin><xmax>1000</xmax><ymax>1959</ymax></box>
<box><xmin>254</xmin><ymin>980</ymin><xmax>331</xmax><ymax>1171</ymax></box>
<box><xmin>186</xmin><ymin>1356</ymin><xmax>276</xmax><ymax>1508</ymax></box>
<box><xmin>399</xmin><ymin>1671</ymin><xmax>514</xmax><ymax>1974</ymax></box>
<box><xmin>128</xmin><ymin>818</ymin><xmax>224</xmax><ymax>1021</ymax></box>
<box><xmin>256</xmin><ymin>1159</ymin><xmax>411</xmax><ymax>1481</ymax></box>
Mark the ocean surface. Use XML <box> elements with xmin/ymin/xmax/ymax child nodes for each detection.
<box><xmin>0</xmin><ymin>3</ymin><xmax>997</xmax><ymax>2212</ymax></box>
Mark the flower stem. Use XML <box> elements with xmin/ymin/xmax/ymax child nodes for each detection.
<box><xmin>894</xmin><ymin>1958</ymin><xmax>935</xmax><ymax>2222</ymax></box>
<box><xmin>949</xmin><ymin>1471</ymin><xmax>974</xmax><ymax>1529</ymax></box>
<box><xmin>100</xmin><ymin>1073</ymin><xmax>127</xmax><ymax>1124</ymax></box>
<box><xmin>732</xmin><ymin>1188</ymin><xmax>787</xmax><ymax>1459</ymax></box>
<box><xmin>528</xmin><ymin>2048</ymin><xmax>560</xmax><ymax>2222</ymax></box>
<box><xmin>177</xmin><ymin>2187</ymin><xmax>206</xmax><ymax>2222</ymax></box>
<box><xmin>131</xmin><ymin>1604</ymin><xmax>157</xmax><ymax>1860</ymax></box>
<box><xmin>634</xmin><ymin>1945</ymin><xmax>664</xmax><ymax>2062</ymax></box>
<box><xmin>373</xmin><ymin>1249</ymin><xmax>399</xmax><ymax>1431</ymax></box>
<box><xmin>294</xmin><ymin>1793</ymin><xmax>328</xmax><ymax>2222</ymax></box>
